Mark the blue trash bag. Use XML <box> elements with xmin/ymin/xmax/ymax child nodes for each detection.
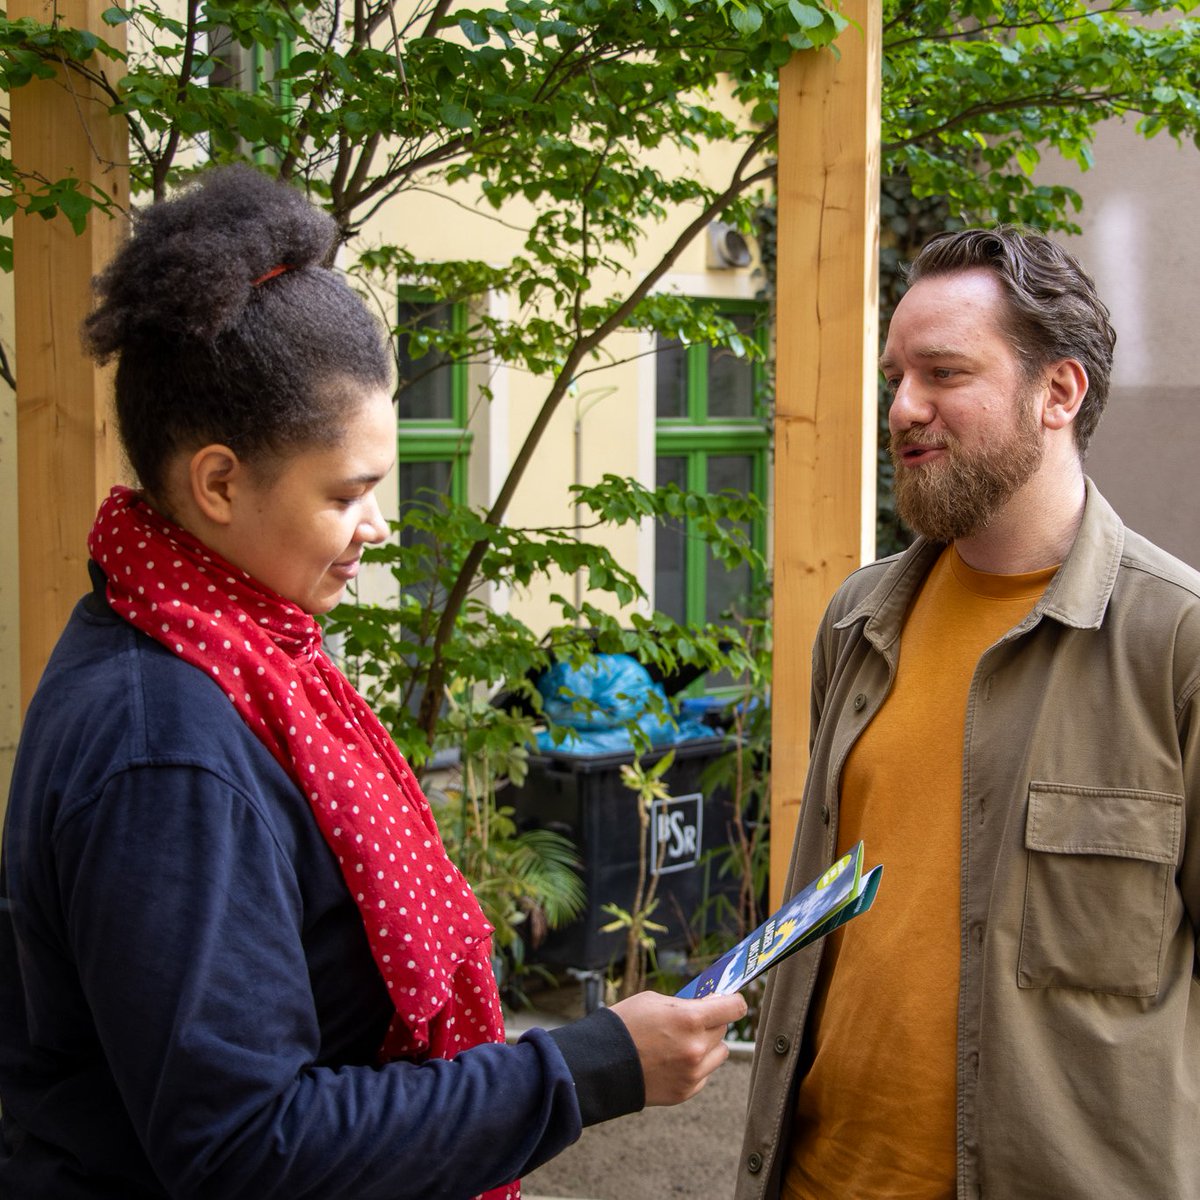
<box><xmin>534</xmin><ymin>653</ymin><xmax>714</xmax><ymax>755</ymax></box>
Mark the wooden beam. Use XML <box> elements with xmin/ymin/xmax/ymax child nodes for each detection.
<box><xmin>771</xmin><ymin>1</ymin><xmax>881</xmax><ymax>907</ymax></box>
<box><xmin>11</xmin><ymin>0</ymin><xmax>128</xmax><ymax>714</ymax></box>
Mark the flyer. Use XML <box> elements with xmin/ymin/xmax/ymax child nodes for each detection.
<box><xmin>677</xmin><ymin>842</ymin><xmax>882</xmax><ymax>999</ymax></box>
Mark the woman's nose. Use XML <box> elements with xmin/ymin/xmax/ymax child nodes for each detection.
<box><xmin>357</xmin><ymin>493</ymin><xmax>389</xmax><ymax>544</ymax></box>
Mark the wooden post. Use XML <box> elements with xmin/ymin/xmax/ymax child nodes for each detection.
<box><xmin>10</xmin><ymin>0</ymin><xmax>128</xmax><ymax>714</ymax></box>
<box><xmin>771</xmin><ymin>1</ymin><xmax>881</xmax><ymax>907</ymax></box>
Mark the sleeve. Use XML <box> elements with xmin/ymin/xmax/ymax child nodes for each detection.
<box><xmin>547</xmin><ymin>1006</ymin><xmax>644</xmax><ymax>1126</ymax></box>
<box><xmin>55</xmin><ymin>763</ymin><xmax>636</xmax><ymax>1200</ymax></box>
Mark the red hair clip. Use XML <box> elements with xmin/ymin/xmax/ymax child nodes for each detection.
<box><xmin>252</xmin><ymin>264</ymin><xmax>291</xmax><ymax>287</ymax></box>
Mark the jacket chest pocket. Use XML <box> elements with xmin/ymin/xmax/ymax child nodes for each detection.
<box><xmin>1018</xmin><ymin>783</ymin><xmax>1182</xmax><ymax>997</ymax></box>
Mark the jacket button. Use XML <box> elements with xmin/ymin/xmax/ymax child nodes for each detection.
<box><xmin>748</xmin><ymin>1152</ymin><xmax>764</xmax><ymax>1174</ymax></box>
<box><xmin>853</xmin><ymin>693</ymin><xmax>867</xmax><ymax>711</ymax></box>
<box><xmin>774</xmin><ymin>1034</ymin><xmax>790</xmax><ymax>1055</ymax></box>
<box><xmin>820</xmin><ymin>804</ymin><xmax>830</xmax><ymax>825</ymax></box>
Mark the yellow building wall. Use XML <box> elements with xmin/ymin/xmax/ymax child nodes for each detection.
<box><xmin>356</xmin><ymin>92</ymin><xmax>766</xmax><ymax>634</ymax></box>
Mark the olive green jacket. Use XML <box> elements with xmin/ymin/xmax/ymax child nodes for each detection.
<box><xmin>737</xmin><ymin>481</ymin><xmax>1200</xmax><ymax>1200</ymax></box>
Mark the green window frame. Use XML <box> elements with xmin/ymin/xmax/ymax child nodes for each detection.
<box><xmin>251</xmin><ymin>38</ymin><xmax>294</xmax><ymax>136</ymax></box>
<box><xmin>396</xmin><ymin>293</ymin><xmax>472</xmax><ymax>525</ymax></box>
<box><xmin>654</xmin><ymin>300</ymin><xmax>769</xmax><ymax>632</ymax></box>
<box><xmin>209</xmin><ymin>34</ymin><xmax>296</xmax><ymax>166</ymax></box>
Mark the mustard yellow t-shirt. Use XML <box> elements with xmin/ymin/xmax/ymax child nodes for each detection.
<box><xmin>783</xmin><ymin>546</ymin><xmax>1057</xmax><ymax>1200</ymax></box>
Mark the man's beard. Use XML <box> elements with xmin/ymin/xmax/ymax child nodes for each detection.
<box><xmin>890</xmin><ymin>396</ymin><xmax>1044</xmax><ymax>543</ymax></box>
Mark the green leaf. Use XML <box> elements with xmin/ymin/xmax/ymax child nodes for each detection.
<box><xmin>54</xmin><ymin>186</ymin><xmax>93</xmax><ymax>234</ymax></box>
<box><xmin>460</xmin><ymin>18</ymin><xmax>489</xmax><ymax>45</ymax></box>
<box><xmin>730</xmin><ymin>5</ymin><xmax>763</xmax><ymax>35</ymax></box>
<box><xmin>438</xmin><ymin>101</ymin><xmax>474</xmax><ymax>130</ymax></box>
<box><xmin>787</xmin><ymin>0</ymin><xmax>827</xmax><ymax>29</ymax></box>
<box><xmin>1015</xmin><ymin>145</ymin><xmax>1040</xmax><ymax>176</ymax></box>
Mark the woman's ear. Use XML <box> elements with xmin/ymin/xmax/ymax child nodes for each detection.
<box><xmin>187</xmin><ymin>444</ymin><xmax>243</xmax><ymax>526</ymax></box>
<box><xmin>1041</xmin><ymin>358</ymin><xmax>1088</xmax><ymax>432</ymax></box>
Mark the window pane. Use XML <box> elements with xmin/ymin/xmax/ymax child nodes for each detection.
<box><xmin>655</xmin><ymin>456</ymin><xmax>688</xmax><ymax>624</ymax></box>
<box><xmin>398</xmin><ymin>459</ymin><xmax>455</xmax><ymax>550</ymax></box>
<box><xmin>655</xmin><ymin>334</ymin><xmax>688</xmax><ymax>420</ymax></box>
<box><xmin>705</xmin><ymin>455</ymin><xmax>754</xmax><ymax>623</ymax></box>
<box><xmin>707</xmin><ymin>312</ymin><xmax>758</xmax><ymax>419</ymax></box>
<box><xmin>397</xmin><ymin>301</ymin><xmax>455</xmax><ymax>422</ymax></box>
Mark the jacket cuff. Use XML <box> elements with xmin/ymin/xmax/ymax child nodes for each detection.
<box><xmin>545</xmin><ymin>1006</ymin><xmax>645</xmax><ymax>1126</ymax></box>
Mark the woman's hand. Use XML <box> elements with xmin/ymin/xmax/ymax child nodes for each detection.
<box><xmin>609</xmin><ymin>990</ymin><xmax>748</xmax><ymax>1106</ymax></box>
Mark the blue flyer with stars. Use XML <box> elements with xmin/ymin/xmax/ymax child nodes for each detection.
<box><xmin>677</xmin><ymin>842</ymin><xmax>883</xmax><ymax>999</ymax></box>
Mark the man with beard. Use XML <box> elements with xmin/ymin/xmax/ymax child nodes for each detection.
<box><xmin>736</xmin><ymin>227</ymin><xmax>1200</xmax><ymax>1200</ymax></box>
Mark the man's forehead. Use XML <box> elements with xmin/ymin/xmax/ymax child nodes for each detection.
<box><xmin>879</xmin><ymin>342</ymin><xmax>974</xmax><ymax>369</ymax></box>
<box><xmin>882</xmin><ymin>270</ymin><xmax>1009</xmax><ymax>358</ymax></box>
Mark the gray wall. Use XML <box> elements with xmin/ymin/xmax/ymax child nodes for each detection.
<box><xmin>1039</xmin><ymin>120</ymin><xmax>1200</xmax><ymax>568</ymax></box>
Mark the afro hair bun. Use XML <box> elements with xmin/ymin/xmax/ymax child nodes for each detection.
<box><xmin>83</xmin><ymin>165</ymin><xmax>339</xmax><ymax>360</ymax></box>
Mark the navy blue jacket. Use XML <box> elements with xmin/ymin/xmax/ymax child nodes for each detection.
<box><xmin>0</xmin><ymin>566</ymin><xmax>642</xmax><ymax>1199</ymax></box>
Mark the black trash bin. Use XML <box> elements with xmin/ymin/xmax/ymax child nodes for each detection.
<box><xmin>507</xmin><ymin>735</ymin><xmax>739</xmax><ymax>982</ymax></box>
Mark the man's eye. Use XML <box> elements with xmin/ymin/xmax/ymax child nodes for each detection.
<box><xmin>884</xmin><ymin>376</ymin><xmax>900</xmax><ymax>393</ymax></box>
<box><xmin>932</xmin><ymin>368</ymin><xmax>956</xmax><ymax>380</ymax></box>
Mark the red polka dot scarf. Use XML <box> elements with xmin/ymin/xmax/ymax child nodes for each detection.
<box><xmin>89</xmin><ymin>486</ymin><xmax>518</xmax><ymax>1200</ymax></box>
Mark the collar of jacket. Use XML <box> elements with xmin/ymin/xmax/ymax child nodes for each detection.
<box><xmin>835</xmin><ymin>477</ymin><xmax>1126</xmax><ymax>651</ymax></box>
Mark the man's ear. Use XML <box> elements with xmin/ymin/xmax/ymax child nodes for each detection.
<box><xmin>187</xmin><ymin>444</ymin><xmax>243</xmax><ymax>526</ymax></box>
<box><xmin>1041</xmin><ymin>358</ymin><xmax>1088</xmax><ymax>432</ymax></box>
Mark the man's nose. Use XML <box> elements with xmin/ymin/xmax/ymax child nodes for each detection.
<box><xmin>887</xmin><ymin>375</ymin><xmax>934</xmax><ymax>434</ymax></box>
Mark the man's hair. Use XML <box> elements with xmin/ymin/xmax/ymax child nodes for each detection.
<box><xmin>907</xmin><ymin>227</ymin><xmax>1117</xmax><ymax>453</ymax></box>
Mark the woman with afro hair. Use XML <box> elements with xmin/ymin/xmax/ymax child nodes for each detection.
<box><xmin>0</xmin><ymin>165</ymin><xmax>744</xmax><ymax>1200</ymax></box>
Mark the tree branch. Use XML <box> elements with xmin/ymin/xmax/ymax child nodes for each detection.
<box><xmin>151</xmin><ymin>0</ymin><xmax>200</xmax><ymax>199</ymax></box>
<box><xmin>278</xmin><ymin>0</ymin><xmax>343</xmax><ymax>180</ymax></box>
<box><xmin>885</xmin><ymin>88</ymin><xmax>1135</xmax><ymax>150</ymax></box>
<box><xmin>414</xmin><ymin>123</ymin><xmax>777</xmax><ymax>741</ymax></box>
<box><xmin>884</xmin><ymin>3</ymin><xmax>1145</xmax><ymax>50</ymax></box>
<box><xmin>335</xmin><ymin>31</ymin><xmax>726</xmax><ymax>221</ymax></box>
<box><xmin>43</xmin><ymin>57</ymin><xmax>154</xmax><ymax>179</ymax></box>
<box><xmin>0</xmin><ymin>339</ymin><xmax>16</xmax><ymax>392</ymax></box>
<box><xmin>420</xmin><ymin>0</ymin><xmax>455</xmax><ymax>39</ymax></box>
